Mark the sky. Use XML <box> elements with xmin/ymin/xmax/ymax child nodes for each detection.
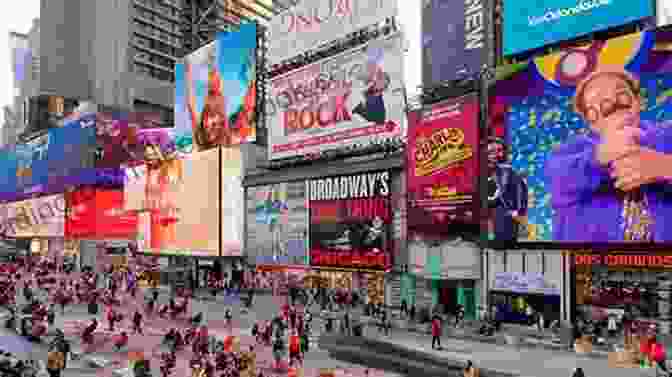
<box><xmin>0</xmin><ymin>0</ymin><xmax>39</xmax><ymax>124</ymax></box>
<box><xmin>0</xmin><ymin>0</ymin><xmax>421</xmax><ymax>122</ymax></box>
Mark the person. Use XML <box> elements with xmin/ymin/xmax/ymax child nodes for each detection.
<box><xmin>342</xmin><ymin>310</ymin><xmax>351</xmax><ymax>335</ymax></box>
<box><xmin>82</xmin><ymin>318</ymin><xmax>97</xmax><ymax>344</ymax></box>
<box><xmin>289</xmin><ymin>306</ymin><xmax>297</xmax><ymax>330</ymax></box>
<box><xmin>409</xmin><ymin>303</ymin><xmax>416</xmax><ymax>322</ymax></box>
<box><xmin>132</xmin><ymin>310</ymin><xmax>143</xmax><ymax>335</ymax></box>
<box><xmin>571</xmin><ymin>367</ymin><xmax>585</xmax><ymax>377</ymax></box>
<box><xmin>352</xmin><ymin>45</ymin><xmax>389</xmax><ymax>124</ymax></box>
<box><xmin>184</xmin><ymin>57</ymin><xmax>233</xmax><ymax>150</ymax></box>
<box><xmin>46</xmin><ymin>348</ymin><xmax>65</xmax><ymax>377</ymax></box>
<box><xmin>487</xmin><ymin>136</ymin><xmax>529</xmax><ymax>242</ymax></box>
<box><xmin>272</xmin><ymin>333</ymin><xmax>285</xmax><ymax>370</ymax></box>
<box><xmin>47</xmin><ymin>304</ymin><xmax>55</xmax><ymax>326</ymax></box>
<box><xmin>650</xmin><ymin>336</ymin><xmax>668</xmax><ymax>375</ymax></box>
<box><xmin>463</xmin><ymin>360</ymin><xmax>479</xmax><ymax>377</ymax></box>
<box><xmin>113</xmin><ymin>331</ymin><xmax>129</xmax><ymax>351</ymax></box>
<box><xmin>432</xmin><ymin>313</ymin><xmax>442</xmax><ymax>350</ymax></box>
<box><xmin>400</xmin><ymin>299</ymin><xmax>408</xmax><ymax>318</ymax></box>
<box><xmin>546</xmin><ymin>69</ymin><xmax>672</xmax><ymax>242</ymax></box>
<box><xmin>224</xmin><ymin>307</ymin><xmax>233</xmax><ymax>331</ymax></box>
<box><xmin>107</xmin><ymin>306</ymin><xmax>118</xmax><ymax>332</ymax></box>
<box><xmin>456</xmin><ymin>305</ymin><xmax>465</xmax><ymax>328</ymax></box>
<box><xmin>289</xmin><ymin>329</ymin><xmax>301</xmax><ymax>366</ymax></box>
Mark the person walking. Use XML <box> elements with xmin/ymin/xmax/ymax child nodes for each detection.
<box><xmin>132</xmin><ymin>310</ymin><xmax>143</xmax><ymax>335</ymax></box>
<box><xmin>571</xmin><ymin>367</ymin><xmax>585</xmax><ymax>377</ymax></box>
<box><xmin>526</xmin><ymin>305</ymin><xmax>535</xmax><ymax>327</ymax></box>
<box><xmin>431</xmin><ymin>313</ymin><xmax>442</xmax><ymax>350</ymax></box>
<box><xmin>400</xmin><ymin>299</ymin><xmax>408</xmax><ymax>318</ymax></box>
<box><xmin>46</xmin><ymin>348</ymin><xmax>65</xmax><ymax>377</ymax></box>
<box><xmin>47</xmin><ymin>304</ymin><xmax>56</xmax><ymax>326</ymax></box>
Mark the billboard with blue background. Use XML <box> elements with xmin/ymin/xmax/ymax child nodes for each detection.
<box><xmin>503</xmin><ymin>0</ymin><xmax>654</xmax><ymax>56</ymax></box>
<box><xmin>174</xmin><ymin>23</ymin><xmax>257</xmax><ymax>152</ymax></box>
<box><xmin>490</xmin><ymin>30</ymin><xmax>672</xmax><ymax>243</ymax></box>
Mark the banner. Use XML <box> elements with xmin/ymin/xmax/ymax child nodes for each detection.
<box><xmin>267</xmin><ymin>33</ymin><xmax>405</xmax><ymax>160</ymax></box>
<box><xmin>489</xmin><ymin>30</ymin><xmax>672</xmax><ymax>243</ymax></box>
<box><xmin>267</xmin><ymin>0</ymin><xmax>397</xmax><ymax>64</ymax></box>
<box><xmin>503</xmin><ymin>0</ymin><xmax>653</xmax><ymax>56</ymax></box>
<box><xmin>0</xmin><ymin>194</ymin><xmax>65</xmax><ymax>237</ymax></box>
<box><xmin>65</xmin><ymin>189</ymin><xmax>138</xmax><ymax>239</ymax></box>
<box><xmin>174</xmin><ymin>23</ymin><xmax>257</xmax><ymax>152</ymax></box>
<box><xmin>221</xmin><ymin>147</ymin><xmax>243</xmax><ymax>256</ymax></box>
<box><xmin>309</xmin><ymin>171</ymin><xmax>392</xmax><ymax>269</ymax></box>
<box><xmin>574</xmin><ymin>253</ymin><xmax>672</xmax><ymax>268</ymax></box>
<box><xmin>422</xmin><ymin>0</ymin><xmax>488</xmax><ymax>86</ymax></box>
<box><xmin>407</xmin><ymin>95</ymin><xmax>479</xmax><ymax>227</ymax></box>
<box><xmin>246</xmin><ymin>182</ymin><xmax>309</xmax><ymax>266</ymax></box>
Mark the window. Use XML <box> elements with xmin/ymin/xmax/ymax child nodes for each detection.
<box><xmin>134</xmin><ymin>63</ymin><xmax>151</xmax><ymax>76</ymax></box>
<box><xmin>151</xmin><ymin>55</ymin><xmax>172</xmax><ymax>68</ymax></box>
<box><xmin>153</xmin><ymin>70</ymin><xmax>173</xmax><ymax>82</ymax></box>
<box><xmin>137</xmin><ymin>8</ymin><xmax>153</xmax><ymax>21</ymax></box>
<box><xmin>133</xmin><ymin>36</ymin><xmax>151</xmax><ymax>48</ymax></box>
<box><xmin>134</xmin><ymin>49</ymin><xmax>150</xmax><ymax>62</ymax></box>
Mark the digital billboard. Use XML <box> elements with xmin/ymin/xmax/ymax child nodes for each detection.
<box><xmin>267</xmin><ymin>0</ymin><xmax>397</xmax><ymax>64</ymax></box>
<box><xmin>0</xmin><ymin>194</ymin><xmax>66</xmax><ymax>238</ymax></box>
<box><xmin>267</xmin><ymin>33</ymin><xmax>406</xmax><ymax>161</ymax></box>
<box><xmin>65</xmin><ymin>188</ymin><xmax>138</xmax><ymax>239</ymax></box>
<box><xmin>308</xmin><ymin>171</ymin><xmax>392</xmax><ymax>269</ymax></box>
<box><xmin>489</xmin><ymin>30</ymin><xmax>672</xmax><ymax>243</ymax></box>
<box><xmin>407</xmin><ymin>95</ymin><xmax>479</xmax><ymax>228</ymax></box>
<box><xmin>503</xmin><ymin>0</ymin><xmax>654</xmax><ymax>56</ymax></box>
<box><xmin>174</xmin><ymin>23</ymin><xmax>257</xmax><ymax>152</ymax></box>
<box><xmin>421</xmin><ymin>0</ymin><xmax>489</xmax><ymax>86</ymax></box>
<box><xmin>221</xmin><ymin>147</ymin><xmax>243</xmax><ymax>256</ymax></box>
<box><xmin>246</xmin><ymin>182</ymin><xmax>309</xmax><ymax>266</ymax></box>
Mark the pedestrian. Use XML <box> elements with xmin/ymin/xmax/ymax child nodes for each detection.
<box><xmin>132</xmin><ymin>310</ymin><xmax>143</xmax><ymax>335</ymax></box>
<box><xmin>463</xmin><ymin>360</ymin><xmax>479</xmax><ymax>377</ymax></box>
<box><xmin>289</xmin><ymin>329</ymin><xmax>301</xmax><ymax>366</ymax></box>
<box><xmin>224</xmin><ymin>307</ymin><xmax>233</xmax><ymax>331</ymax></box>
<box><xmin>650</xmin><ymin>336</ymin><xmax>668</xmax><ymax>374</ymax></box>
<box><xmin>343</xmin><ymin>310</ymin><xmax>351</xmax><ymax>335</ymax></box>
<box><xmin>400</xmin><ymin>299</ymin><xmax>408</xmax><ymax>318</ymax></box>
<box><xmin>526</xmin><ymin>305</ymin><xmax>535</xmax><ymax>326</ymax></box>
<box><xmin>289</xmin><ymin>306</ymin><xmax>297</xmax><ymax>330</ymax></box>
<box><xmin>409</xmin><ymin>303</ymin><xmax>416</xmax><ymax>322</ymax></box>
<box><xmin>432</xmin><ymin>313</ymin><xmax>442</xmax><ymax>350</ymax></box>
<box><xmin>46</xmin><ymin>348</ymin><xmax>65</xmax><ymax>377</ymax></box>
<box><xmin>537</xmin><ymin>311</ymin><xmax>545</xmax><ymax>333</ymax></box>
<box><xmin>607</xmin><ymin>314</ymin><xmax>618</xmax><ymax>338</ymax></box>
<box><xmin>571</xmin><ymin>367</ymin><xmax>585</xmax><ymax>377</ymax></box>
<box><xmin>47</xmin><ymin>304</ymin><xmax>56</xmax><ymax>326</ymax></box>
<box><xmin>107</xmin><ymin>306</ymin><xmax>118</xmax><ymax>332</ymax></box>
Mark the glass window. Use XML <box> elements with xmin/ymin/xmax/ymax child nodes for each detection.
<box><xmin>134</xmin><ymin>50</ymin><xmax>150</xmax><ymax>62</ymax></box>
<box><xmin>133</xmin><ymin>36</ymin><xmax>151</xmax><ymax>48</ymax></box>
<box><xmin>134</xmin><ymin>63</ymin><xmax>151</xmax><ymax>75</ymax></box>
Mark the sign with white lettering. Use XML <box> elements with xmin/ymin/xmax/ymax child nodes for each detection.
<box><xmin>267</xmin><ymin>33</ymin><xmax>405</xmax><ymax>161</ymax></box>
<box><xmin>422</xmin><ymin>0</ymin><xmax>489</xmax><ymax>86</ymax></box>
<box><xmin>0</xmin><ymin>194</ymin><xmax>66</xmax><ymax>237</ymax></box>
<box><xmin>267</xmin><ymin>0</ymin><xmax>397</xmax><ymax>64</ymax></box>
<box><xmin>308</xmin><ymin>171</ymin><xmax>391</xmax><ymax>269</ymax></box>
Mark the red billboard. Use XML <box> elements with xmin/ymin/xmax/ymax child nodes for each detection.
<box><xmin>308</xmin><ymin>171</ymin><xmax>392</xmax><ymax>270</ymax></box>
<box><xmin>406</xmin><ymin>94</ymin><xmax>479</xmax><ymax>228</ymax></box>
<box><xmin>65</xmin><ymin>188</ymin><xmax>138</xmax><ymax>239</ymax></box>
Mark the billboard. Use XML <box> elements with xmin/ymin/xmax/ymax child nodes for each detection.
<box><xmin>0</xmin><ymin>194</ymin><xmax>66</xmax><ymax>238</ymax></box>
<box><xmin>308</xmin><ymin>171</ymin><xmax>392</xmax><ymax>269</ymax></box>
<box><xmin>407</xmin><ymin>95</ymin><xmax>479</xmax><ymax>228</ymax></box>
<box><xmin>65</xmin><ymin>188</ymin><xmax>138</xmax><ymax>239</ymax></box>
<box><xmin>140</xmin><ymin>150</ymin><xmax>221</xmax><ymax>257</ymax></box>
<box><xmin>95</xmin><ymin>111</ymin><xmax>178</xmax><ymax>168</ymax></box>
<box><xmin>14</xmin><ymin>113</ymin><xmax>97</xmax><ymax>191</ymax></box>
<box><xmin>503</xmin><ymin>0</ymin><xmax>654</xmax><ymax>56</ymax></box>
<box><xmin>221</xmin><ymin>147</ymin><xmax>244</xmax><ymax>256</ymax></box>
<box><xmin>421</xmin><ymin>0</ymin><xmax>488</xmax><ymax>86</ymax></box>
<box><xmin>123</xmin><ymin>164</ymin><xmax>148</xmax><ymax>211</ymax></box>
<box><xmin>489</xmin><ymin>30</ymin><xmax>672</xmax><ymax>244</ymax></box>
<box><xmin>268</xmin><ymin>0</ymin><xmax>397</xmax><ymax>64</ymax></box>
<box><xmin>659</xmin><ymin>0</ymin><xmax>672</xmax><ymax>27</ymax></box>
<box><xmin>246</xmin><ymin>182</ymin><xmax>309</xmax><ymax>266</ymax></box>
<box><xmin>267</xmin><ymin>33</ymin><xmax>405</xmax><ymax>160</ymax></box>
<box><xmin>9</xmin><ymin>32</ymin><xmax>30</xmax><ymax>97</ymax></box>
<box><xmin>174</xmin><ymin>23</ymin><xmax>257</xmax><ymax>152</ymax></box>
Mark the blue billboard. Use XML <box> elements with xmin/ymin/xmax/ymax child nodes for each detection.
<box><xmin>503</xmin><ymin>0</ymin><xmax>654</xmax><ymax>56</ymax></box>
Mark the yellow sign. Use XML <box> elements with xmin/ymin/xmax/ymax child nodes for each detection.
<box><xmin>414</xmin><ymin>127</ymin><xmax>472</xmax><ymax>177</ymax></box>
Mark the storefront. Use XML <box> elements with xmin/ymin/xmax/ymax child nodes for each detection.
<box><xmin>303</xmin><ymin>268</ymin><xmax>386</xmax><ymax>305</ymax></box>
<box><xmin>486</xmin><ymin>250</ymin><xmax>565</xmax><ymax>325</ymax></box>
<box><xmin>409</xmin><ymin>235</ymin><xmax>482</xmax><ymax>319</ymax></box>
<box><xmin>571</xmin><ymin>252</ymin><xmax>672</xmax><ymax>335</ymax></box>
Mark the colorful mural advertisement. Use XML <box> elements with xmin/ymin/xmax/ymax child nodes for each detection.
<box><xmin>308</xmin><ymin>171</ymin><xmax>392</xmax><ymax>269</ymax></box>
<box><xmin>65</xmin><ymin>188</ymin><xmax>138</xmax><ymax>239</ymax></box>
<box><xmin>490</xmin><ymin>30</ymin><xmax>672</xmax><ymax>243</ymax></box>
<box><xmin>174</xmin><ymin>23</ymin><xmax>257</xmax><ymax>152</ymax></box>
<box><xmin>246</xmin><ymin>182</ymin><xmax>309</xmax><ymax>266</ymax></box>
<box><xmin>0</xmin><ymin>194</ymin><xmax>66</xmax><ymax>238</ymax></box>
<box><xmin>407</xmin><ymin>94</ymin><xmax>479</xmax><ymax>228</ymax></box>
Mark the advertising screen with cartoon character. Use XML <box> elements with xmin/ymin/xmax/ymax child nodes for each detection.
<box><xmin>267</xmin><ymin>33</ymin><xmax>405</xmax><ymax>161</ymax></box>
<box><xmin>308</xmin><ymin>171</ymin><xmax>392</xmax><ymax>269</ymax></box>
<box><xmin>174</xmin><ymin>23</ymin><xmax>257</xmax><ymax>152</ymax></box>
<box><xmin>489</xmin><ymin>31</ymin><xmax>672</xmax><ymax>243</ymax></box>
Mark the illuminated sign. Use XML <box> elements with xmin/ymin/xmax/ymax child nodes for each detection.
<box><xmin>574</xmin><ymin>254</ymin><xmax>672</xmax><ymax>268</ymax></box>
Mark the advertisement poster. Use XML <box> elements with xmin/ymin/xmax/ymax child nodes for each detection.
<box><xmin>95</xmin><ymin>111</ymin><xmax>178</xmax><ymax>168</ymax></box>
<box><xmin>267</xmin><ymin>0</ymin><xmax>397</xmax><ymax>64</ymax></box>
<box><xmin>65</xmin><ymin>188</ymin><xmax>138</xmax><ymax>239</ymax></box>
<box><xmin>407</xmin><ymin>95</ymin><xmax>479</xmax><ymax>228</ymax></box>
<box><xmin>503</xmin><ymin>0</ymin><xmax>653</xmax><ymax>56</ymax></box>
<box><xmin>174</xmin><ymin>23</ymin><xmax>257</xmax><ymax>152</ymax></box>
<box><xmin>0</xmin><ymin>194</ymin><xmax>65</xmax><ymax>237</ymax></box>
<box><xmin>574</xmin><ymin>252</ymin><xmax>672</xmax><ymax>268</ymax></box>
<box><xmin>246</xmin><ymin>182</ymin><xmax>309</xmax><ymax>266</ymax></box>
<box><xmin>267</xmin><ymin>33</ymin><xmax>406</xmax><ymax>160</ymax></box>
<box><xmin>144</xmin><ymin>159</ymin><xmax>183</xmax><ymax>254</ymax></box>
<box><xmin>221</xmin><ymin>147</ymin><xmax>243</xmax><ymax>256</ymax></box>
<box><xmin>490</xmin><ymin>30</ymin><xmax>672</xmax><ymax>243</ymax></box>
<box><xmin>422</xmin><ymin>0</ymin><xmax>488</xmax><ymax>86</ymax></box>
<box><xmin>493</xmin><ymin>272</ymin><xmax>560</xmax><ymax>295</ymax></box>
<box><xmin>309</xmin><ymin>171</ymin><xmax>392</xmax><ymax>269</ymax></box>
<box><xmin>172</xmin><ymin>148</ymin><xmax>220</xmax><ymax>255</ymax></box>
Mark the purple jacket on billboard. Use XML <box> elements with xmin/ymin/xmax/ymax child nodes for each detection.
<box><xmin>546</xmin><ymin>120</ymin><xmax>672</xmax><ymax>242</ymax></box>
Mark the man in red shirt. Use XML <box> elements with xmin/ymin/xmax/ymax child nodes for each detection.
<box><xmin>431</xmin><ymin>313</ymin><xmax>442</xmax><ymax>350</ymax></box>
